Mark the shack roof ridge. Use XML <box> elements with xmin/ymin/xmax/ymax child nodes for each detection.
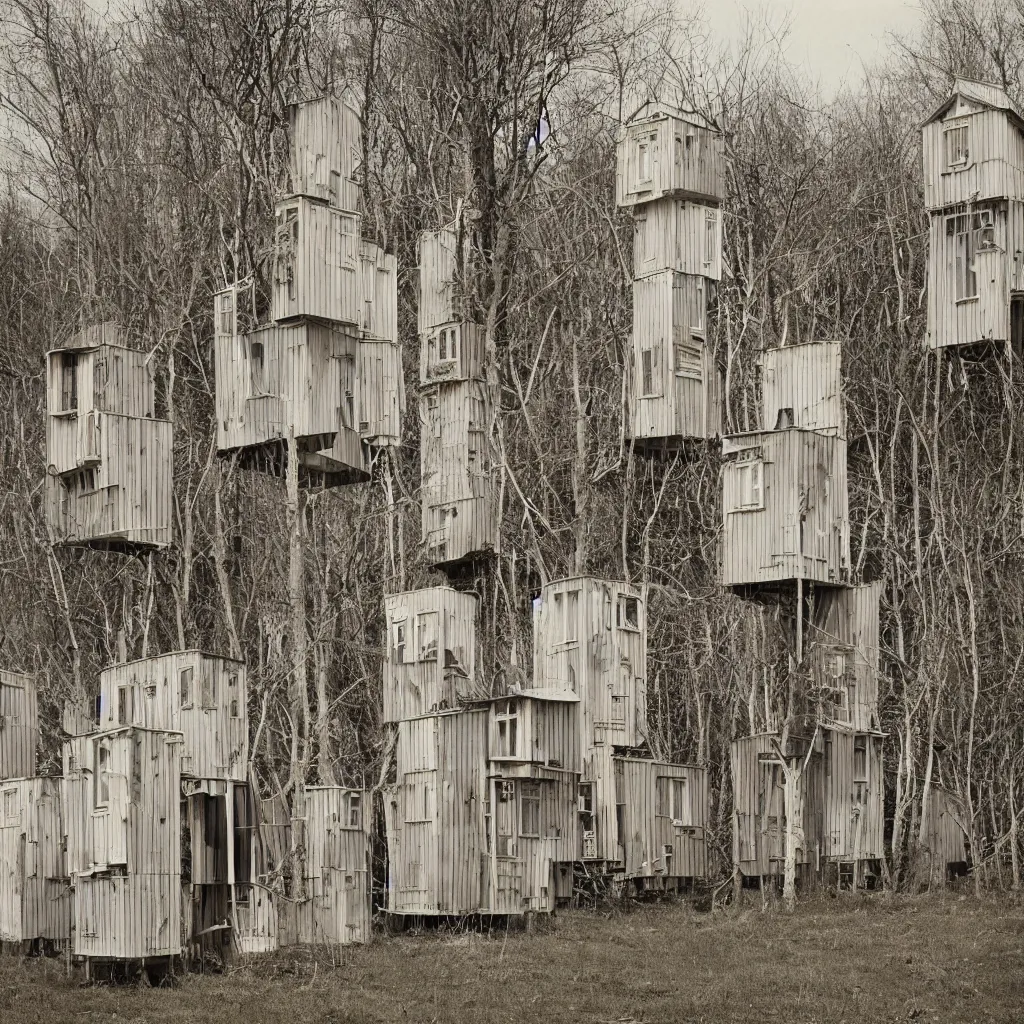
<box><xmin>99</xmin><ymin>649</ymin><xmax>247</xmax><ymax>671</ymax></box>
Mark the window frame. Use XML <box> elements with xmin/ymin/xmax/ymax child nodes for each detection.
<box><xmin>415</xmin><ymin>610</ymin><xmax>439</xmax><ymax>662</ymax></box>
<box><xmin>944</xmin><ymin>122</ymin><xmax>969</xmax><ymax>168</ymax></box>
<box><xmin>179</xmin><ymin>666</ymin><xmax>194</xmax><ymax>709</ymax></box>
<box><xmin>730</xmin><ymin>458</ymin><xmax>764</xmax><ymax>513</ymax></box>
<box><xmin>520</xmin><ymin>781</ymin><xmax>541</xmax><ymax>837</ymax></box>
<box><xmin>616</xmin><ymin>594</ymin><xmax>641</xmax><ymax>632</ymax></box>
<box><xmin>94</xmin><ymin>740</ymin><xmax>111</xmax><ymax>811</ymax></box>
<box><xmin>853</xmin><ymin>735</ymin><xmax>869</xmax><ymax>783</ymax></box>
<box><xmin>494</xmin><ymin>699</ymin><xmax>520</xmax><ymax>759</ymax></box>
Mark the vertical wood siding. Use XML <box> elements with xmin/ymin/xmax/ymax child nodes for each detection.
<box><xmin>819</xmin><ymin>729</ymin><xmax>884</xmax><ymax>864</ymax></box>
<box><xmin>0</xmin><ymin>672</ymin><xmax>37</xmax><ymax>780</ymax></box>
<box><xmin>629</xmin><ymin>271</ymin><xmax>720</xmax><ymax>443</ymax></box>
<box><xmin>419</xmin><ymin>380</ymin><xmax>497</xmax><ymax>566</ymax></box>
<box><xmin>615</xmin><ymin>107</ymin><xmax>725</xmax><ymax>208</ymax></box>
<box><xmin>632</xmin><ymin>199</ymin><xmax>722</xmax><ymax>280</ymax></box>
<box><xmin>287</xmin><ymin>96</ymin><xmax>361</xmax><ymax>213</ymax></box>
<box><xmin>760</xmin><ymin>342</ymin><xmax>844</xmax><ymax>436</ymax></box>
<box><xmin>417</xmin><ymin>229</ymin><xmax>459</xmax><ymax>333</ymax></box>
<box><xmin>272</xmin><ymin>197</ymin><xmax>361</xmax><ymax>326</ymax></box>
<box><xmin>96</xmin><ymin>652</ymin><xmax>248</xmax><ymax>782</ymax></box>
<box><xmin>917</xmin><ymin>787</ymin><xmax>970</xmax><ymax>884</ymax></box>
<box><xmin>382</xmin><ymin>588</ymin><xmax>481</xmax><ymax>723</ymax></box>
<box><xmin>721</xmin><ymin>430</ymin><xmax>850</xmax><ymax>590</ymax></box>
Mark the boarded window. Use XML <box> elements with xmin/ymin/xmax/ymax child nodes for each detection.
<box><xmin>564</xmin><ymin>590</ymin><xmax>579</xmax><ymax>642</ymax></box>
<box><xmin>117</xmin><ymin>684</ymin><xmax>134</xmax><ymax>725</ymax></box>
<box><xmin>520</xmin><ymin>782</ymin><xmax>541</xmax><ymax>837</ymax></box>
<box><xmin>674</xmin><ymin>336</ymin><xmax>703</xmax><ymax>380</ymax></box>
<box><xmin>201</xmin><ymin>669</ymin><xmax>216</xmax><ymax>709</ymax></box>
<box><xmin>944</xmin><ymin>123</ymin><xmax>969</xmax><ymax>167</ymax></box>
<box><xmin>616</xmin><ymin>595</ymin><xmax>640</xmax><ymax>631</ymax></box>
<box><xmin>656</xmin><ymin>776</ymin><xmax>670</xmax><ymax>816</ymax></box>
<box><xmin>180</xmin><ymin>667</ymin><xmax>193</xmax><ymax>707</ymax></box>
<box><xmin>95</xmin><ymin>741</ymin><xmax>110</xmax><ymax>809</ymax></box>
<box><xmin>60</xmin><ymin>352</ymin><xmax>78</xmax><ymax>412</ymax></box>
<box><xmin>347</xmin><ymin>792</ymin><xmax>362</xmax><ymax>829</ymax></box>
<box><xmin>634</xmin><ymin>216</ymin><xmax>649</xmax><ymax>265</ymax></box>
<box><xmin>854</xmin><ymin>736</ymin><xmax>869</xmax><ymax>782</ymax></box>
<box><xmin>704</xmin><ymin>209</ymin><xmax>718</xmax><ymax>267</ymax></box>
<box><xmin>731</xmin><ymin>460</ymin><xmax>763</xmax><ymax>511</ymax></box>
<box><xmin>340</xmin><ymin>355</ymin><xmax>355</xmax><ymax>429</ymax></box>
<box><xmin>416</xmin><ymin>611</ymin><xmax>439</xmax><ymax>661</ymax></box>
<box><xmin>84</xmin><ymin>412</ymin><xmax>100</xmax><ymax>462</ymax></box>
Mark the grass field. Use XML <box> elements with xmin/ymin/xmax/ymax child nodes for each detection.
<box><xmin>1</xmin><ymin>892</ymin><xmax>1022</xmax><ymax>1023</ymax></box>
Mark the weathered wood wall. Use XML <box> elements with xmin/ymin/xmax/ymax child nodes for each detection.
<box><xmin>760</xmin><ymin>342</ymin><xmax>844</xmax><ymax>436</ymax></box>
<box><xmin>632</xmin><ymin>199</ymin><xmax>722</xmax><ymax>281</ymax></box>
<box><xmin>0</xmin><ymin>672</ymin><xmax>37</xmax><ymax>781</ymax></box>
<box><xmin>417</xmin><ymin>228</ymin><xmax>459</xmax><ymax>333</ymax></box>
<box><xmin>286</xmin><ymin>95</ymin><xmax>361</xmax><ymax>212</ymax></box>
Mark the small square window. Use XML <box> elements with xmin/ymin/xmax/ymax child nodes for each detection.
<box><xmin>348</xmin><ymin>793</ymin><xmax>362</xmax><ymax>829</ymax></box>
<box><xmin>616</xmin><ymin>596</ymin><xmax>640</xmax><ymax>631</ymax></box>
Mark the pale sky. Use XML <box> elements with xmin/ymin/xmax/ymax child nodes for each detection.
<box><xmin>701</xmin><ymin>0</ymin><xmax>924</xmax><ymax>96</ymax></box>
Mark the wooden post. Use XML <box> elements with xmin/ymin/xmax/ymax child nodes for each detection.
<box><xmin>225</xmin><ymin>788</ymin><xmax>236</xmax><ymax>947</ymax></box>
<box><xmin>286</xmin><ymin>419</ymin><xmax>308</xmax><ymax>901</ymax></box>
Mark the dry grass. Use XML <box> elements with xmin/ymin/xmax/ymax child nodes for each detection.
<box><xmin>2</xmin><ymin>891</ymin><xmax>1023</xmax><ymax>1023</ymax></box>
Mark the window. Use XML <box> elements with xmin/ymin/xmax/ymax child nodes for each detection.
<box><xmin>494</xmin><ymin>700</ymin><xmax>519</xmax><ymax>758</ymax></box>
<box><xmin>578</xmin><ymin>783</ymin><xmax>594</xmax><ymax>815</ymax></box>
<box><xmin>95</xmin><ymin>741</ymin><xmax>110</xmax><ymax>809</ymax></box>
<box><xmin>731</xmin><ymin>459</ymin><xmax>763</xmax><ymax>511</ymax></box>
<box><xmin>673</xmin><ymin>337</ymin><xmax>703</xmax><ymax>380</ymax></box>
<box><xmin>946</xmin><ymin>208</ymin><xmax>993</xmax><ymax>300</ymax></box>
<box><xmin>616</xmin><ymin>595</ymin><xmax>640</xmax><ymax>631</ymax></box>
<box><xmin>3</xmin><ymin>788</ymin><xmax>18</xmax><ymax>825</ymax></box>
<box><xmin>60</xmin><ymin>352</ymin><xmax>78</xmax><ymax>412</ymax></box>
<box><xmin>249</xmin><ymin>340</ymin><xmax>266</xmax><ymax>395</ymax></box>
<box><xmin>641</xmin><ymin>345</ymin><xmax>662</xmax><ymax>397</ymax></box>
<box><xmin>704</xmin><ymin>209</ymin><xmax>718</xmax><ymax>268</ymax></box>
<box><xmin>694</xmin><ymin>278</ymin><xmax>705</xmax><ymax>332</ymax></box>
<box><xmin>201</xmin><ymin>670</ymin><xmax>216</xmax><ymax>709</ymax></box>
<box><xmin>636</xmin><ymin>135</ymin><xmax>655</xmax><ymax>183</ymax></box>
<box><xmin>180</xmin><ymin>666</ymin><xmax>193</xmax><ymax>708</ymax></box>
<box><xmin>229</xmin><ymin>674</ymin><xmax>240</xmax><ymax>717</ymax></box>
<box><xmin>340</xmin><ymin>355</ymin><xmax>355</xmax><ymax>429</ymax></box>
<box><xmin>84</xmin><ymin>412</ymin><xmax>100</xmax><ymax>462</ymax></box>
<box><xmin>854</xmin><ymin>736</ymin><xmax>869</xmax><ymax>782</ymax></box>
<box><xmin>520</xmin><ymin>782</ymin><xmax>541</xmax><ymax>837</ymax></box>
<box><xmin>564</xmin><ymin>590</ymin><xmax>579</xmax><ymax>643</ymax></box>
<box><xmin>216</xmin><ymin>290</ymin><xmax>235</xmax><ymax>338</ymax></box>
<box><xmin>945</xmin><ymin>123</ymin><xmax>969</xmax><ymax>167</ymax></box>
<box><xmin>347</xmin><ymin>792</ymin><xmax>362</xmax><ymax>829</ymax></box>
<box><xmin>437</xmin><ymin>326</ymin><xmax>458</xmax><ymax>363</ymax></box>
<box><xmin>117</xmin><ymin>684</ymin><xmax>134</xmax><ymax>725</ymax></box>
<box><xmin>329</xmin><ymin>170</ymin><xmax>341</xmax><ymax>206</ymax></box>
<box><xmin>416</xmin><ymin>611</ymin><xmax>438</xmax><ymax>661</ymax></box>
<box><xmin>393</xmin><ymin>620</ymin><xmax>407</xmax><ymax>664</ymax></box>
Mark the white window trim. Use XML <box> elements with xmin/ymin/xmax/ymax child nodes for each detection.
<box><xmin>730</xmin><ymin>459</ymin><xmax>764</xmax><ymax>512</ymax></box>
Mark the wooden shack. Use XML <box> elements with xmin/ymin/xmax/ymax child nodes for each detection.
<box><xmin>420</xmin><ymin>380</ymin><xmax>497</xmax><ymax>567</ymax></box>
<box><xmin>45</xmin><ymin>330</ymin><xmax>173</xmax><ymax>553</ymax></box>
<box><xmin>286</xmin><ymin>94</ymin><xmax>361</xmax><ymax>213</ymax></box>
<box><xmin>272</xmin><ymin>196</ymin><xmax>361</xmax><ymax>326</ymax></box>
<box><xmin>96</xmin><ymin>651</ymin><xmax>248</xmax><ymax>782</ymax></box>
<box><xmin>0</xmin><ymin>671</ymin><xmax>37</xmax><ymax>780</ymax></box>
<box><xmin>616</xmin><ymin>102</ymin><xmax>724</xmax><ymax>208</ymax></box>
<box><xmin>420</xmin><ymin>322</ymin><xmax>485</xmax><ymax>385</ymax></box>
<box><xmin>632</xmin><ymin>199</ymin><xmax>722</xmax><ymax>281</ymax></box>
<box><xmin>922</xmin><ymin>80</ymin><xmax>1024</xmax><ymax>353</ymax></box>
<box><xmin>384</xmin><ymin>698</ymin><xmax>578</xmax><ymax>917</ymax></box>
<box><xmin>417</xmin><ymin>227</ymin><xmax>460</xmax><ymax>333</ymax></box>
<box><xmin>288</xmin><ymin>786</ymin><xmax>371</xmax><ymax>944</ymax></box>
<box><xmin>213</xmin><ymin>298</ymin><xmax>369</xmax><ymax>486</ymax></box>
<box><xmin>629</xmin><ymin>270</ymin><xmax>722</xmax><ymax>447</ymax></box>
<box><xmin>0</xmin><ymin>776</ymin><xmax>69</xmax><ymax>947</ymax></box>
<box><xmin>63</xmin><ymin>727</ymin><xmax>182</xmax><ymax>963</ymax></box>
<box><xmin>916</xmin><ymin>786</ymin><xmax>971</xmax><ymax>886</ymax></box>
<box><xmin>720</xmin><ymin>429</ymin><xmax>850</xmax><ymax>594</ymax></box>
<box><xmin>760</xmin><ymin>341</ymin><xmax>844</xmax><ymax>437</ymax></box>
<box><xmin>382</xmin><ymin>587</ymin><xmax>481</xmax><ymax>723</ymax></box>
<box><xmin>358</xmin><ymin>241</ymin><xmax>405</xmax><ymax>448</ymax></box>
<box><xmin>615</xmin><ymin>758</ymin><xmax>710</xmax><ymax>887</ymax></box>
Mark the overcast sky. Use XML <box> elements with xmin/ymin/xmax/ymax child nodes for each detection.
<box><xmin>701</xmin><ymin>0</ymin><xmax>924</xmax><ymax>96</ymax></box>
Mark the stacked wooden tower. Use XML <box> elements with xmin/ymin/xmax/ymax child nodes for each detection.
<box><xmin>532</xmin><ymin>578</ymin><xmax>710</xmax><ymax>891</ymax></box>
<box><xmin>922</xmin><ymin>78</ymin><xmax>1024</xmax><ymax>356</ymax></box>
<box><xmin>722</xmin><ymin>342</ymin><xmax>885</xmax><ymax>889</ymax></box>
<box><xmin>417</xmin><ymin>226</ymin><xmax>495</xmax><ymax>567</ymax></box>
<box><xmin>44</xmin><ymin>324</ymin><xmax>173</xmax><ymax>552</ymax></box>
<box><xmin>0</xmin><ymin>672</ymin><xmax>69</xmax><ymax>950</ymax></box>
<box><xmin>214</xmin><ymin>94</ymin><xmax>403</xmax><ymax>483</ymax></box>
<box><xmin>615</xmin><ymin>102</ymin><xmax>725</xmax><ymax>449</ymax></box>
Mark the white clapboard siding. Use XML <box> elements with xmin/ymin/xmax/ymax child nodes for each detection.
<box><xmin>616</xmin><ymin>103</ymin><xmax>724</xmax><ymax>208</ymax></box>
<box><xmin>382</xmin><ymin>587</ymin><xmax>482</xmax><ymax>723</ymax></box>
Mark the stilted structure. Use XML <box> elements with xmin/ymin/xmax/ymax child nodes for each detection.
<box><xmin>922</xmin><ymin>78</ymin><xmax>1024</xmax><ymax>357</ymax></box>
<box><xmin>44</xmin><ymin>325</ymin><xmax>173</xmax><ymax>553</ymax></box>
<box><xmin>214</xmin><ymin>94</ymin><xmax>403</xmax><ymax>486</ymax></box>
<box><xmin>616</xmin><ymin>102</ymin><xmax>726</xmax><ymax>451</ymax></box>
<box><xmin>0</xmin><ymin>673</ymin><xmax>70</xmax><ymax>950</ymax></box>
<box><xmin>380</xmin><ymin>587</ymin><xmax>579</xmax><ymax>916</ymax></box>
<box><xmin>724</xmin><ymin>342</ymin><xmax>883</xmax><ymax>890</ymax></box>
<box><xmin>417</xmin><ymin>227</ymin><xmax>497</xmax><ymax>569</ymax></box>
<box><xmin>532</xmin><ymin>577</ymin><xmax>710</xmax><ymax>890</ymax></box>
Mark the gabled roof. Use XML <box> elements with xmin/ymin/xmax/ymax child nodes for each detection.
<box><xmin>922</xmin><ymin>77</ymin><xmax>1024</xmax><ymax>128</ymax></box>
<box><xmin>626</xmin><ymin>99</ymin><xmax>719</xmax><ymax>134</ymax></box>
